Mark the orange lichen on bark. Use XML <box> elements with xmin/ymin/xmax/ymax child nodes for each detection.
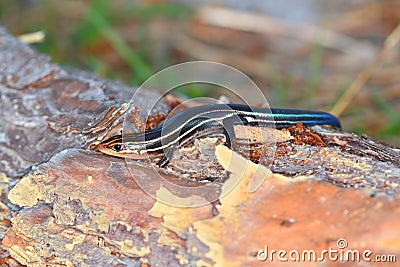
<box><xmin>190</xmin><ymin>145</ymin><xmax>400</xmax><ymax>267</ymax></box>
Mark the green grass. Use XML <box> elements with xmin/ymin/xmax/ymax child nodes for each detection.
<box><xmin>371</xmin><ymin>91</ymin><xmax>400</xmax><ymax>140</ymax></box>
<box><xmin>84</xmin><ymin>0</ymin><xmax>153</xmax><ymax>84</ymax></box>
<box><xmin>267</xmin><ymin>64</ymin><xmax>293</xmax><ymax>108</ymax></box>
<box><xmin>303</xmin><ymin>39</ymin><xmax>324</xmax><ymax>102</ymax></box>
<box><xmin>28</xmin><ymin>1</ymin><xmax>192</xmax><ymax>85</ymax></box>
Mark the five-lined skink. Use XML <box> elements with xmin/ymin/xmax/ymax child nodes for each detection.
<box><xmin>97</xmin><ymin>104</ymin><xmax>341</xmax><ymax>167</ymax></box>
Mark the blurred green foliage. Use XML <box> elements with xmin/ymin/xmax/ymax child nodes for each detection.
<box><xmin>0</xmin><ymin>0</ymin><xmax>192</xmax><ymax>85</ymax></box>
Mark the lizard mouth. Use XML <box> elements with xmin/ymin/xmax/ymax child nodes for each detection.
<box><xmin>96</xmin><ymin>143</ymin><xmax>161</xmax><ymax>159</ymax></box>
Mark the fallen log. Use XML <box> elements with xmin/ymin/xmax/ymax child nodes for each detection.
<box><xmin>0</xmin><ymin>27</ymin><xmax>399</xmax><ymax>267</ymax></box>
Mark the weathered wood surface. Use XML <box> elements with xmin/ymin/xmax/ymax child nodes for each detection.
<box><xmin>1</xmin><ymin>27</ymin><xmax>400</xmax><ymax>266</ymax></box>
<box><xmin>0</xmin><ymin>27</ymin><xmax>172</xmax><ymax>178</ymax></box>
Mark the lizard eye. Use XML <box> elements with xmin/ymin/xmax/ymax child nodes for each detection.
<box><xmin>113</xmin><ymin>144</ymin><xmax>123</xmax><ymax>151</ymax></box>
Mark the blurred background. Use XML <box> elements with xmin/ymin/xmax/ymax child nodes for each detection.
<box><xmin>0</xmin><ymin>0</ymin><xmax>399</xmax><ymax>145</ymax></box>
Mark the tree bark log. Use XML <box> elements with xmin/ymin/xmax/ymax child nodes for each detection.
<box><xmin>0</xmin><ymin>27</ymin><xmax>399</xmax><ymax>266</ymax></box>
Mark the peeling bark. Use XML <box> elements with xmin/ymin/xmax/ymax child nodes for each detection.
<box><xmin>1</xmin><ymin>27</ymin><xmax>400</xmax><ymax>266</ymax></box>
